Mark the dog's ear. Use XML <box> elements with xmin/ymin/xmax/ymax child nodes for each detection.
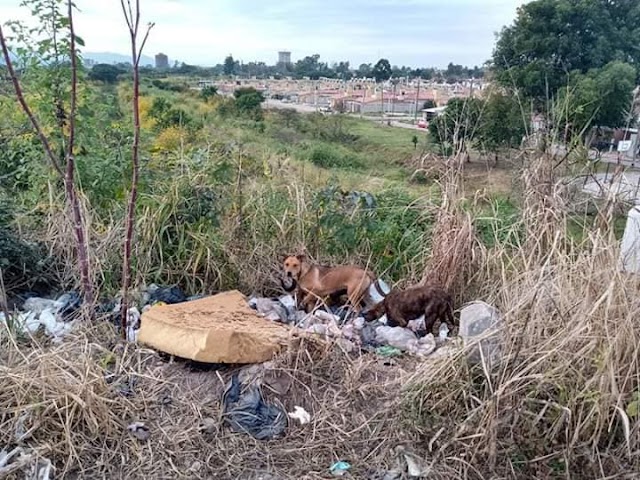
<box><xmin>296</xmin><ymin>253</ymin><xmax>306</xmax><ymax>261</ymax></box>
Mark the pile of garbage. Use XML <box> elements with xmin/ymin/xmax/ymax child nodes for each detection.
<box><xmin>0</xmin><ymin>284</ymin><xmax>203</xmax><ymax>343</ymax></box>
<box><xmin>1</xmin><ymin>283</ymin><xmax>502</xmax><ymax>364</ymax></box>
<box><xmin>0</xmin><ymin>292</ymin><xmax>81</xmax><ymax>342</ymax></box>
<box><xmin>248</xmin><ymin>292</ymin><xmax>450</xmax><ymax>357</ymax></box>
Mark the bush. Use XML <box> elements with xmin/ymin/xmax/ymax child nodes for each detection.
<box><xmin>152</xmin><ymin>126</ymin><xmax>190</xmax><ymax>154</ymax></box>
<box><xmin>151</xmin><ymin>79</ymin><xmax>188</xmax><ymax>92</ymax></box>
<box><xmin>308</xmin><ymin>144</ymin><xmax>364</xmax><ymax>169</ymax></box>
<box><xmin>149</xmin><ymin>97</ymin><xmax>193</xmax><ymax>129</ymax></box>
<box><xmin>88</xmin><ymin>64</ymin><xmax>126</xmax><ymax>84</ymax></box>
<box><xmin>309</xmin><ymin>186</ymin><xmax>431</xmax><ymax>280</ymax></box>
<box><xmin>200</xmin><ymin>86</ymin><xmax>218</xmax><ymax>101</ymax></box>
<box><xmin>233</xmin><ymin>87</ymin><xmax>265</xmax><ymax>120</ymax></box>
<box><xmin>0</xmin><ymin>227</ymin><xmax>51</xmax><ymax>293</ymax></box>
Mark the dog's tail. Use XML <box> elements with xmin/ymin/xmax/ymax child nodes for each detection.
<box><xmin>445</xmin><ymin>293</ymin><xmax>457</xmax><ymax>326</ymax></box>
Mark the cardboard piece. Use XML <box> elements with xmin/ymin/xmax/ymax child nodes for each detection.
<box><xmin>138</xmin><ymin>290</ymin><xmax>292</xmax><ymax>363</ymax></box>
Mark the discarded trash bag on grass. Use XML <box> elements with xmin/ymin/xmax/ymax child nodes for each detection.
<box><xmin>147</xmin><ymin>284</ymin><xmax>187</xmax><ymax>305</ymax></box>
<box><xmin>222</xmin><ymin>373</ymin><xmax>287</xmax><ymax>440</ymax></box>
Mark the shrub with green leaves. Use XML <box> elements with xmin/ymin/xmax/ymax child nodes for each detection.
<box><xmin>149</xmin><ymin>97</ymin><xmax>193</xmax><ymax>129</ymax></box>
<box><xmin>307</xmin><ymin>143</ymin><xmax>364</xmax><ymax>169</ymax></box>
<box><xmin>309</xmin><ymin>186</ymin><xmax>432</xmax><ymax>280</ymax></box>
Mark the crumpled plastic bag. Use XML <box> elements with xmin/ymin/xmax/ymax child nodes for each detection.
<box><xmin>147</xmin><ymin>284</ymin><xmax>186</xmax><ymax>304</ymax></box>
<box><xmin>248</xmin><ymin>295</ymin><xmax>297</xmax><ymax>323</ymax></box>
<box><xmin>222</xmin><ymin>373</ymin><xmax>287</xmax><ymax>440</ymax></box>
<box><xmin>375</xmin><ymin>326</ymin><xmax>418</xmax><ymax>351</ymax></box>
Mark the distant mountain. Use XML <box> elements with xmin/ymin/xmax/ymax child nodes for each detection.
<box><xmin>84</xmin><ymin>51</ymin><xmax>155</xmax><ymax>66</ymax></box>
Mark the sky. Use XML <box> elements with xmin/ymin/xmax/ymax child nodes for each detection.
<box><xmin>0</xmin><ymin>0</ymin><xmax>527</xmax><ymax>68</ymax></box>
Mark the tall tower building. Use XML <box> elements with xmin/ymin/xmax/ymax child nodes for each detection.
<box><xmin>277</xmin><ymin>51</ymin><xmax>291</xmax><ymax>67</ymax></box>
<box><xmin>155</xmin><ymin>53</ymin><xmax>169</xmax><ymax>69</ymax></box>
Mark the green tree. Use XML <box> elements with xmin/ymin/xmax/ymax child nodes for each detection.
<box><xmin>356</xmin><ymin>63</ymin><xmax>371</xmax><ymax>78</ymax></box>
<box><xmin>492</xmin><ymin>0</ymin><xmax>640</xmax><ymax>101</ymax></box>
<box><xmin>223</xmin><ymin>54</ymin><xmax>235</xmax><ymax>75</ymax></box>
<box><xmin>200</xmin><ymin>85</ymin><xmax>218</xmax><ymax>101</ymax></box>
<box><xmin>372</xmin><ymin>58</ymin><xmax>392</xmax><ymax>83</ymax></box>
<box><xmin>294</xmin><ymin>54</ymin><xmax>324</xmax><ymax>79</ymax></box>
<box><xmin>445</xmin><ymin>62</ymin><xmax>464</xmax><ymax>82</ymax></box>
<box><xmin>556</xmin><ymin>61</ymin><xmax>636</xmax><ymax>135</ymax></box>
<box><xmin>413</xmin><ymin>68</ymin><xmax>435</xmax><ymax>80</ymax></box>
<box><xmin>429</xmin><ymin>97</ymin><xmax>483</xmax><ymax>156</ymax></box>
<box><xmin>477</xmin><ymin>92</ymin><xmax>528</xmax><ymax>162</ymax></box>
<box><xmin>234</xmin><ymin>87</ymin><xmax>265</xmax><ymax>118</ymax></box>
<box><xmin>88</xmin><ymin>63</ymin><xmax>125</xmax><ymax>83</ymax></box>
<box><xmin>335</xmin><ymin>61</ymin><xmax>351</xmax><ymax>80</ymax></box>
<box><xmin>0</xmin><ymin>0</ymin><xmax>95</xmax><ymax>300</ymax></box>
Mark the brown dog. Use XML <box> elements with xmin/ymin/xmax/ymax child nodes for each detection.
<box><xmin>281</xmin><ymin>254</ymin><xmax>382</xmax><ymax>313</ymax></box>
<box><xmin>363</xmin><ymin>283</ymin><xmax>455</xmax><ymax>334</ymax></box>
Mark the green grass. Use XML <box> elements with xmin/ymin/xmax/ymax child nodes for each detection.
<box><xmin>348</xmin><ymin>118</ymin><xmax>426</xmax><ymax>153</ymax></box>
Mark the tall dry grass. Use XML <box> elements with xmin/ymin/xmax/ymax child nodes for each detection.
<box><xmin>3</xmin><ymin>144</ymin><xmax>639</xmax><ymax>478</ymax></box>
<box><xmin>404</xmin><ymin>145</ymin><xmax>640</xmax><ymax>478</ymax></box>
<box><xmin>0</xmin><ymin>325</ymin><xmax>411</xmax><ymax>479</ymax></box>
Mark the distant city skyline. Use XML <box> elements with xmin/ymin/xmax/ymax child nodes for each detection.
<box><xmin>0</xmin><ymin>0</ymin><xmax>526</xmax><ymax>68</ymax></box>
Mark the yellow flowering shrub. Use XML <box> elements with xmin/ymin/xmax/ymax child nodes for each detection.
<box><xmin>152</xmin><ymin>126</ymin><xmax>189</xmax><ymax>154</ymax></box>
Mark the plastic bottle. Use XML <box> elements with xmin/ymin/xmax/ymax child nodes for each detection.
<box><xmin>438</xmin><ymin>322</ymin><xmax>449</xmax><ymax>341</ymax></box>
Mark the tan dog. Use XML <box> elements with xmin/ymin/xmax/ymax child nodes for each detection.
<box><xmin>281</xmin><ymin>254</ymin><xmax>382</xmax><ymax>313</ymax></box>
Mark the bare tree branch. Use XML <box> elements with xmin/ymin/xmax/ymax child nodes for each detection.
<box><xmin>66</xmin><ymin>0</ymin><xmax>93</xmax><ymax>303</ymax></box>
<box><xmin>119</xmin><ymin>0</ymin><xmax>153</xmax><ymax>337</ymax></box>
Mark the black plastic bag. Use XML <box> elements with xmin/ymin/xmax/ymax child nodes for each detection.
<box><xmin>222</xmin><ymin>373</ymin><xmax>287</xmax><ymax>440</ymax></box>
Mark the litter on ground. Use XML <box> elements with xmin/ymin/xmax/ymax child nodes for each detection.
<box><xmin>287</xmin><ymin>406</ymin><xmax>311</xmax><ymax>425</ymax></box>
<box><xmin>222</xmin><ymin>373</ymin><xmax>288</xmax><ymax>440</ymax></box>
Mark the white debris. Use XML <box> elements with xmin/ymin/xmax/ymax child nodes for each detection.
<box><xmin>288</xmin><ymin>406</ymin><xmax>311</xmax><ymax>425</ymax></box>
<box><xmin>375</xmin><ymin>326</ymin><xmax>419</xmax><ymax>351</ymax></box>
<box><xmin>22</xmin><ymin>297</ymin><xmax>63</xmax><ymax>315</ymax></box>
<box><xmin>438</xmin><ymin>323</ymin><xmax>449</xmax><ymax>341</ymax></box>
<box><xmin>0</xmin><ymin>447</ymin><xmax>54</xmax><ymax>479</ymax></box>
<box><xmin>127</xmin><ymin>422</ymin><xmax>150</xmax><ymax>441</ymax></box>
<box><xmin>414</xmin><ymin>334</ymin><xmax>436</xmax><ymax>357</ymax></box>
<box><xmin>407</xmin><ymin>314</ymin><xmax>426</xmax><ymax>332</ymax></box>
<box><xmin>368</xmin><ymin>279</ymin><xmax>390</xmax><ymax>305</ymax></box>
<box><xmin>126</xmin><ymin>307</ymin><xmax>141</xmax><ymax>343</ymax></box>
<box><xmin>4</xmin><ymin>308</ymin><xmax>76</xmax><ymax>342</ymax></box>
<box><xmin>459</xmin><ymin>301</ymin><xmax>503</xmax><ymax>367</ymax></box>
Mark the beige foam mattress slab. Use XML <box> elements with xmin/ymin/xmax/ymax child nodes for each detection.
<box><xmin>138</xmin><ymin>290</ymin><xmax>291</xmax><ymax>363</ymax></box>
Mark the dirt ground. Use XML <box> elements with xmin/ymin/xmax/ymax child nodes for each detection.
<box><xmin>1</xmin><ymin>325</ymin><xmax>438</xmax><ymax>479</ymax></box>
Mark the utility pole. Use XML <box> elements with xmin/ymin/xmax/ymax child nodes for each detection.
<box><xmin>414</xmin><ymin>77</ymin><xmax>420</xmax><ymax>123</ymax></box>
<box><xmin>314</xmin><ymin>81</ymin><xmax>318</xmax><ymax>112</ymax></box>
<box><xmin>391</xmin><ymin>80</ymin><xmax>396</xmax><ymax>116</ymax></box>
<box><xmin>380</xmin><ymin>83</ymin><xmax>384</xmax><ymax>124</ymax></box>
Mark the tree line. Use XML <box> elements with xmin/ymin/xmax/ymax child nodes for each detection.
<box><xmin>85</xmin><ymin>55</ymin><xmax>484</xmax><ymax>83</ymax></box>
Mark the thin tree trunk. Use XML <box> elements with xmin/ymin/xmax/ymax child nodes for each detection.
<box><xmin>120</xmin><ymin>0</ymin><xmax>153</xmax><ymax>338</ymax></box>
<box><xmin>0</xmin><ymin>16</ymin><xmax>94</xmax><ymax>304</ymax></box>
<box><xmin>67</xmin><ymin>0</ymin><xmax>93</xmax><ymax>303</ymax></box>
